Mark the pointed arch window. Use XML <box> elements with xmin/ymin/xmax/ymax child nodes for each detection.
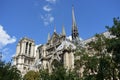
<box><xmin>29</xmin><ymin>43</ymin><xmax>32</xmax><ymax>56</ymax></box>
<box><xmin>25</xmin><ymin>42</ymin><xmax>28</xmax><ymax>54</ymax></box>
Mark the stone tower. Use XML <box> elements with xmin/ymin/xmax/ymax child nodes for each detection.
<box><xmin>71</xmin><ymin>6</ymin><xmax>80</xmax><ymax>43</ymax></box>
<box><xmin>13</xmin><ymin>37</ymin><xmax>35</xmax><ymax>76</ymax></box>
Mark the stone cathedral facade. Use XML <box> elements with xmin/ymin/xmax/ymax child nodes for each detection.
<box><xmin>13</xmin><ymin>6</ymin><xmax>112</xmax><ymax>76</ymax></box>
<box><xmin>13</xmin><ymin>7</ymin><xmax>81</xmax><ymax>76</ymax></box>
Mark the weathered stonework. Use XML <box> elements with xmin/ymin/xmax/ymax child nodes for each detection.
<box><xmin>13</xmin><ymin>37</ymin><xmax>35</xmax><ymax>76</ymax></box>
<box><xmin>13</xmin><ymin>6</ymin><xmax>82</xmax><ymax>76</ymax></box>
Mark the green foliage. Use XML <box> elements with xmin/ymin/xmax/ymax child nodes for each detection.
<box><xmin>74</xmin><ymin>18</ymin><xmax>120</xmax><ymax>79</ymax></box>
<box><xmin>105</xmin><ymin>17</ymin><xmax>120</xmax><ymax>79</ymax></box>
<box><xmin>88</xmin><ymin>34</ymin><xmax>106</xmax><ymax>53</ymax></box>
<box><xmin>106</xmin><ymin>17</ymin><xmax>120</xmax><ymax>53</ymax></box>
<box><xmin>0</xmin><ymin>61</ymin><xmax>22</xmax><ymax>80</ymax></box>
<box><xmin>23</xmin><ymin>70</ymin><xmax>40</xmax><ymax>80</ymax></box>
<box><xmin>74</xmin><ymin>47</ymin><xmax>98</xmax><ymax>79</ymax></box>
<box><xmin>96</xmin><ymin>56</ymin><xmax>112</xmax><ymax>80</ymax></box>
<box><xmin>106</xmin><ymin>17</ymin><xmax>120</xmax><ymax>38</ymax></box>
<box><xmin>1</xmin><ymin>17</ymin><xmax>119</xmax><ymax>80</ymax></box>
<box><xmin>39</xmin><ymin>69</ymin><xmax>50</xmax><ymax>80</ymax></box>
<box><xmin>39</xmin><ymin>65</ymin><xmax>80</xmax><ymax>80</ymax></box>
<box><xmin>38</xmin><ymin>17</ymin><xmax>120</xmax><ymax>80</ymax></box>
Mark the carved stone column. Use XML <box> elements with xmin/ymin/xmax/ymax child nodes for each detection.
<box><xmin>64</xmin><ymin>51</ymin><xmax>69</xmax><ymax>69</ymax></box>
<box><xmin>16</xmin><ymin>43</ymin><xmax>20</xmax><ymax>56</ymax></box>
<box><xmin>27</xmin><ymin>42</ymin><xmax>29</xmax><ymax>56</ymax></box>
<box><xmin>69</xmin><ymin>51</ymin><xmax>74</xmax><ymax>69</ymax></box>
<box><xmin>21</xmin><ymin>41</ymin><xmax>26</xmax><ymax>55</ymax></box>
<box><xmin>30</xmin><ymin>44</ymin><xmax>34</xmax><ymax>57</ymax></box>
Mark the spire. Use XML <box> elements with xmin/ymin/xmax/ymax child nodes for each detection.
<box><xmin>71</xmin><ymin>5</ymin><xmax>79</xmax><ymax>41</ymax></box>
<box><xmin>62</xmin><ymin>25</ymin><xmax>66</xmax><ymax>36</ymax></box>
<box><xmin>47</xmin><ymin>33</ymin><xmax>50</xmax><ymax>41</ymax></box>
<box><xmin>72</xmin><ymin>5</ymin><xmax>77</xmax><ymax>28</ymax></box>
<box><xmin>54</xmin><ymin>25</ymin><xmax>56</xmax><ymax>33</ymax></box>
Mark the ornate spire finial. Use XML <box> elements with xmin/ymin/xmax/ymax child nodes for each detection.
<box><xmin>62</xmin><ymin>25</ymin><xmax>66</xmax><ymax>36</ymax></box>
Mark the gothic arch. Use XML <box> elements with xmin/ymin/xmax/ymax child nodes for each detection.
<box><xmin>51</xmin><ymin>59</ymin><xmax>60</xmax><ymax>69</ymax></box>
<box><xmin>25</xmin><ymin>42</ymin><xmax>28</xmax><ymax>54</ymax></box>
<box><xmin>28</xmin><ymin>43</ymin><xmax>32</xmax><ymax>56</ymax></box>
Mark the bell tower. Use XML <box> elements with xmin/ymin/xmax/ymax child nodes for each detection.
<box><xmin>13</xmin><ymin>37</ymin><xmax>35</xmax><ymax>76</ymax></box>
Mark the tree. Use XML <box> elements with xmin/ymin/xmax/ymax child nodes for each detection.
<box><xmin>39</xmin><ymin>69</ymin><xmax>50</xmax><ymax>80</ymax></box>
<box><xmin>0</xmin><ymin>61</ymin><xmax>22</xmax><ymax>80</ymax></box>
<box><xmin>106</xmin><ymin>17</ymin><xmax>120</xmax><ymax>65</ymax></box>
<box><xmin>74</xmin><ymin>46</ymin><xmax>99</xmax><ymax>80</ymax></box>
<box><xmin>88</xmin><ymin>34</ymin><xmax>116</xmax><ymax>80</ymax></box>
<box><xmin>84</xmin><ymin>17</ymin><xmax>120</xmax><ymax>79</ymax></box>
<box><xmin>106</xmin><ymin>17</ymin><xmax>120</xmax><ymax>79</ymax></box>
<box><xmin>74</xmin><ymin>32</ymin><xmax>114</xmax><ymax>80</ymax></box>
<box><xmin>39</xmin><ymin>62</ymin><xmax>80</xmax><ymax>80</ymax></box>
<box><xmin>23</xmin><ymin>70</ymin><xmax>40</xmax><ymax>80</ymax></box>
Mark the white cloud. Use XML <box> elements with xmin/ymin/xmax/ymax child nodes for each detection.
<box><xmin>0</xmin><ymin>25</ymin><xmax>16</xmax><ymax>49</ymax></box>
<box><xmin>80</xmin><ymin>37</ymin><xmax>83</xmax><ymax>41</ymax></box>
<box><xmin>43</xmin><ymin>5</ymin><xmax>52</xmax><ymax>12</ymax></box>
<box><xmin>40</xmin><ymin>0</ymin><xmax>58</xmax><ymax>25</ymax></box>
<box><xmin>67</xmin><ymin>36</ymin><xmax>72</xmax><ymax>41</ymax></box>
<box><xmin>67</xmin><ymin>35</ymin><xmax>83</xmax><ymax>41</ymax></box>
<box><xmin>1</xmin><ymin>48</ymin><xmax>9</xmax><ymax>60</ymax></box>
<box><xmin>46</xmin><ymin>0</ymin><xmax>57</xmax><ymax>4</ymax></box>
<box><xmin>41</xmin><ymin>14</ymin><xmax>54</xmax><ymax>26</ymax></box>
<box><xmin>0</xmin><ymin>48</ymin><xmax>15</xmax><ymax>62</ymax></box>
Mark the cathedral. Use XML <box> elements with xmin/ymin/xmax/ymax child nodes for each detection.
<box><xmin>13</xmin><ymin>6</ymin><xmax>112</xmax><ymax>76</ymax></box>
<box><xmin>13</xmin><ymin>6</ymin><xmax>82</xmax><ymax>76</ymax></box>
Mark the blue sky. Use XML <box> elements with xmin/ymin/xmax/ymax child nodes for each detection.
<box><xmin>0</xmin><ymin>0</ymin><xmax>120</xmax><ymax>62</ymax></box>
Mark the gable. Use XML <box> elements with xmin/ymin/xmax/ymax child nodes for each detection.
<box><xmin>50</xmin><ymin>32</ymin><xmax>60</xmax><ymax>43</ymax></box>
